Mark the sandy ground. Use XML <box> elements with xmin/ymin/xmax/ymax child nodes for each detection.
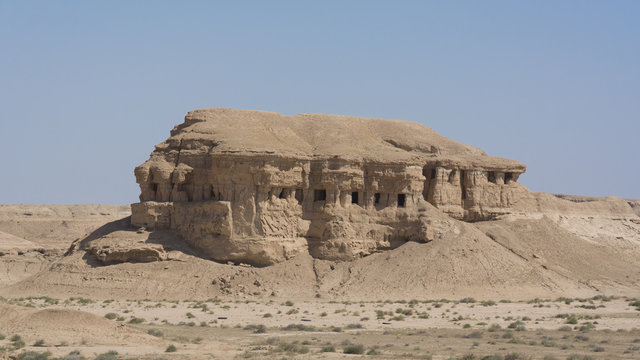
<box><xmin>1</xmin><ymin>201</ymin><xmax>640</xmax><ymax>359</ymax></box>
<box><xmin>1</xmin><ymin>296</ymin><xmax>639</xmax><ymax>359</ymax></box>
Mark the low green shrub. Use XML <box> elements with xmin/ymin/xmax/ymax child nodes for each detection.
<box><xmin>344</xmin><ymin>344</ymin><xmax>365</xmax><ymax>354</ymax></box>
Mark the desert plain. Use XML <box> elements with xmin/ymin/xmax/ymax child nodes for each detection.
<box><xmin>1</xmin><ymin>110</ymin><xmax>640</xmax><ymax>360</ymax></box>
<box><xmin>2</xmin><ymin>198</ymin><xmax>639</xmax><ymax>360</ymax></box>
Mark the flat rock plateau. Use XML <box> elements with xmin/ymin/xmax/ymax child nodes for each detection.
<box><xmin>1</xmin><ymin>109</ymin><xmax>639</xmax><ymax>360</ymax></box>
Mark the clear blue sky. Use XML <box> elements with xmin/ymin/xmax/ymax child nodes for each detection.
<box><xmin>1</xmin><ymin>1</ymin><xmax>638</xmax><ymax>204</ymax></box>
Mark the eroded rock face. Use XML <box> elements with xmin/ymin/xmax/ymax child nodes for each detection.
<box><xmin>131</xmin><ymin>108</ymin><xmax>527</xmax><ymax>265</ymax></box>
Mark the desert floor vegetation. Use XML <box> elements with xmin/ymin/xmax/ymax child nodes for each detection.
<box><xmin>1</xmin><ymin>296</ymin><xmax>639</xmax><ymax>359</ymax></box>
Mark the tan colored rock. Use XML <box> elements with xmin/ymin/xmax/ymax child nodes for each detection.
<box><xmin>87</xmin><ymin>239</ymin><xmax>167</xmax><ymax>264</ymax></box>
<box><xmin>131</xmin><ymin>108</ymin><xmax>527</xmax><ymax>265</ymax></box>
<box><xmin>627</xmin><ymin>199</ymin><xmax>640</xmax><ymax>217</ymax></box>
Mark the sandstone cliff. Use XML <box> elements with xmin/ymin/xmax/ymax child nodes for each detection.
<box><xmin>131</xmin><ymin>108</ymin><xmax>527</xmax><ymax>266</ymax></box>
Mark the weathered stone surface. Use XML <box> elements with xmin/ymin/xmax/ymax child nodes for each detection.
<box><xmin>90</xmin><ymin>244</ymin><xmax>166</xmax><ymax>264</ymax></box>
<box><xmin>131</xmin><ymin>108</ymin><xmax>527</xmax><ymax>265</ymax></box>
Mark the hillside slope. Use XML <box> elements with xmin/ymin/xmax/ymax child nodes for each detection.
<box><xmin>1</xmin><ymin>194</ymin><xmax>638</xmax><ymax>301</ymax></box>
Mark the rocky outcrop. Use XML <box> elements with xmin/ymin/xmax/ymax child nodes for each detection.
<box><xmin>87</xmin><ymin>241</ymin><xmax>167</xmax><ymax>264</ymax></box>
<box><xmin>131</xmin><ymin>108</ymin><xmax>527</xmax><ymax>266</ymax></box>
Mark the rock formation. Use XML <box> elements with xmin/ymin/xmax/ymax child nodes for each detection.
<box><xmin>131</xmin><ymin>108</ymin><xmax>527</xmax><ymax>266</ymax></box>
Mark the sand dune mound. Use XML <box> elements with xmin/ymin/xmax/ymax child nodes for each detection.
<box><xmin>316</xmin><ymin>221</ymin><xmax>582</xmax><ymax>300</ymax></box>
<box><xmin>0</xmin><ymin>304</ymin><xmax>154</xmax><ymax>346</ymax></box>
<box><xmin>0</xmin><ymin>231</ymin><xmax>38</xmax><ymax>253</ymax></box>
<box><xmin>478</xmin><ymin>217</ymin><xmax>640</xmax><ymax>293</ymax></box>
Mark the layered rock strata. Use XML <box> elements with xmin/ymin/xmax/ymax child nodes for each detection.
<box><xmin>131</xmin><ymin>108</ymin><xmax>526</xmax><ymax>265</ymax></box>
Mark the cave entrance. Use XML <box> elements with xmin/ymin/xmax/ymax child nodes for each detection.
<box><xmin>488</xmin><ymin>171</ymin><xmax>496</xmax><ymax>184</ymax></box>
<box><xmin>351</xmin><ymin>191</ymin><xmax>359</xmax><ymax>204</ymax></box>
<box><xmin>505</xmin><ymin>172</ymin><xmax>513</xmax><ymax>183</ymax></box>
<box><xmin>397</xmin><ymin>194</ymin><xmax>406</xmax><ymax>208</ymax></box>
<box><xmin>314</xmin><ymin>189</ymin><xmax>326</xmax><ymax>202</ymax></box>
<box><xmin>460</xmin><ymin>170</ymin><xmax>466</xmax><ymax>201</ymax></box>
<box><xmin>295</xmin><ymin>189</ymin><xmax>303</xmax><ymax>205</ymax></box>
